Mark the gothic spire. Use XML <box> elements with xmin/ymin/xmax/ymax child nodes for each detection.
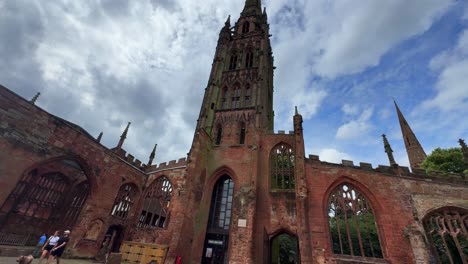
<box><xmin>117</xmin><ymin>122</ymin><xmax>131</xmax><ymax>150</ymax></box>
<box><xmin>30</xmin><ymin>92</ymin><xmax>41</xmax><ymax>104</ymax></box>
<box><xmin>225</xmin><ymin>15</ymin><xmax>231</xmax><ymax>27</ymax></box>
<box><xmin>394</xmin><ymin>100</ymin><xmax>426</xmax><ymax>170</ymax></box>
<box><xmin>242</xmin><ymin>0</ymin><xmax>262</xmax><ymax>16</ymax></box>
<box><xmin>382</xmin><ymin>134</ymin><xmax>397</xmax><ymax>166</ymax></box>
<box><xmin>148</xmin><ymin>144</ymin><xmax>157</xmax><ymax>166</ymax></box>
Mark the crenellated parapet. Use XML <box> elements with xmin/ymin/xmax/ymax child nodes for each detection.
<box><xmin>145</xmin><ymin>158</ymin><xmax>187</xmax><ymax>173</ymax></box>
<box><xmin>306</xmin><ymin>154</ymin><xmax>467</xmax><ymax>185</ymax></box>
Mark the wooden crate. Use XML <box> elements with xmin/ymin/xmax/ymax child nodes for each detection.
<box><xmin>120</xmin><ymin>241</ymin><xmax>168</xmax><ymax>264</ymax></box>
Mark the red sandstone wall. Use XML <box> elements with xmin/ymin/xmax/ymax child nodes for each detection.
<box><xmin>0</xmin><ymin>87</ymin><xmax>146</xmax><ymax>258</ymax></box>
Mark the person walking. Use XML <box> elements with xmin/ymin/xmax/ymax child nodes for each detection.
<box><xmin>38</xmin><ymin>231</ymin><xmax>60</xmax><ymax>264</ymax></box>
<box><xmin>32</xmin><ymin>233</ymin><xmax>47</xmax><ymax>257</ymax></box>
<box><xmin>48</xmin><ymin>230</ymin><xmax>70</xmax><ymax>264</ymax></box>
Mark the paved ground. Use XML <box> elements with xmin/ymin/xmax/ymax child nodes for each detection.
<box><xmin>0</xmin><ymin>257</ymin><xmax>96</xmax><ymax>264</ymax></box>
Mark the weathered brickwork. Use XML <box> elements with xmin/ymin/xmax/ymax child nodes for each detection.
<box><xmin>1</xmin><ymin>1</ymin><xmax>467</xmax><ymax>263</ymax></box>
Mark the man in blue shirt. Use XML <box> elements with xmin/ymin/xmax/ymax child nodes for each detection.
<box><xmin>33</xmin><ymin>233</ymin><xmax>47</xmax><ymax>257</ymax></box>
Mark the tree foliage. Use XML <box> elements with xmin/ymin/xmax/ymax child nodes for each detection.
<box><xmin>422</xmin><ymin>148</ymin><xmax>467</xmax><ymax>174</ymax></box>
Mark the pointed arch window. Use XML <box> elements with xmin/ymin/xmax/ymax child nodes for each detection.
<box><xmin>244</xmin><ymin>83</ymin><xmax>251</xmax><ymax>106</ymax></box>
<box><xmin>328</xmin><ymin>183</ymin><xmax>383</xmax><ymax>258</ymax></box>
<box><xmin>111</xmin><ymin>183</ymin><xmax>138</xmax><ymax>219</ymax></box>
<box><xmin>137</xmin><ymin>176</ymin><xmax>173</xmax><ymax>229</ymax></box>
<box><xmin>215</xmin><ymin>124</ymin><xmax>223</xmax><ymax>145</ymax></box>
<box><xmin>423</xmin><ymin>207</ymin><xmax>467</xmax><ymax>263</ymax></box>
<box><xmin>245</xmin><ymin>52</ymin><xmax>254</xmax><ymax>68</ymax></box>
<box><xmin>208</xmin><ymin>176</ymin><xmax>234</xmax><ymax>230</ymax></box>
<box><xmin>270</xmin><ymin>143</ymin><xmax>295</xmax><ymax>189</ymax></box>
<box><xmin>231</xmin><ymin>85</ymin><xmax>241</xmax><ymax>108</ymax></box>
<box><xmin>239</xmin><ymin>122</ymin><xmax>246</xmax><ymax>145</ymax></box>
<box><xmin>229</xmin><ymin>54</ymin><xmax>238</xmax><ymax>70</ymax></box>
<box><xmin>242</xmin><ymin>21</ymin><xmax>250</xmax><ymax>33</ymax></box>
<box><xmin>221</xmin><ymin>87</ymin><xmax>228</xmax><ymax>109</ymax></box>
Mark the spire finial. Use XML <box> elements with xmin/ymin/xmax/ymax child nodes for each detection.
<box><xmin>117</xmin><ymin>122</ymin><xmax>131</xmax><ymax>149</ymax></box>
<box><xmin>295</xmin><ymin>106</ymin><xmax>298</xmax><ymax>115</ymax></box>
<box><xmin>96</xmin><ymin>132</ymin><xmax>103</xmax><ymax>143</ymax></box>
<box><xmin>148</xmin><ymin>144</ymin><xmax>158</xmax><ymax>166</ymax></box>
<box><xmin>30</xmin><ymin>92</ymin><xmax>41</xmax><ymax>104</ymax></box>
<box><xmin>225</xmin><ymin>15</ymin><xmax>231</xmax><ymax>26</ymax></box>
<box><xmin>382</xmin><ymin>134</ymin><xmax>397</xmax><ymax>166</ymax></box>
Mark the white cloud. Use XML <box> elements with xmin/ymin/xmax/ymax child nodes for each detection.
<box><xmin>342</xmin><ymin>104</ymin><xmax>359</xmax><ymax>116</ymax></box>
<box><xmin>298</xmin><ymin>0</ymin><xmax>453</xmax><ymax>78</ymax></box>
<box><xmin>421</xmin><ymin>30</ymin><xmax>468</xmax><ymax>112</ymax></box>
<box><xmin>336</xmin><ymin>107</ymin><xmax>373</xmax><ymax>139</ymax></box>
<box><xmin>318</xmin><ymin>148</ymin><xmax>352</xmax><ymax>163</ymax></box>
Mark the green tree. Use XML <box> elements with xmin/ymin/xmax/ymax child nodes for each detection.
<box><xmin>422</xmin><ymin>148</ymin><xmax>467</xmax><ymax>174</ymax></box>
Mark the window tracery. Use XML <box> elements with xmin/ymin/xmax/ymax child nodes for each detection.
<box><xmin>270</xmin><ymin>143</ymin><xmax>295</xmax><ymax>189</ymax></box>
<box><xmin>328</xmin><ymin>183</ymin><xmax>383</xmax><ymax>258</ymax></box>
<box><xmin>111</xmin><ymin>183</ymin><xmax>138</xmax><ymax>219</ymax></box>
<box><xmin>423</xmin><ymin>207</ymin><xmax>467</xmax><ymax>264</ymax></box>
<box><xmin>137</xmin><ymin>176</ymin><xmax>173</xmax><ymax>229</ymax></box>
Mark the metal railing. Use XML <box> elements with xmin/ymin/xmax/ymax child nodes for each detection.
<box><xmin>0</xmin><ymin>232</ymin><xmax>31</xmax><ymax>246</ymax></box>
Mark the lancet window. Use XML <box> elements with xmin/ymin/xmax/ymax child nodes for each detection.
<box><xmin>244</xmin><ymin>83</ymin><xmax>251</xmax><ymax>106</ymax></box>
<box><xmin>245</xmin><ymin>52</ymin><xmax>254</xmax><ymax>68</ymax></box>
<box><xmin>221</xmin><ymin>87</ymin><xmax>228</xmax><ymax>109</ymax></box>
<box><xmin>111</xmin><ymin>183</ymin><xmax>138</xmax><ymax>219</ymax></box>
<box><xmin>423</xmin><ymin>207</ymin><xmax>467</xmax><ymax>264</ymax></box>
<box><xmin>242</xmin><ymin>21</ymin><xmax>250</xmax><ymax>33</ymax></box>
<box><xmin>270</xmin><ymin>143</ymin><xmax>295</xmax><ymax>189</ymax></box>
<box><xmin>239</xmin><ymin>122</ymin><xmax>246</xmax><ymax>145</ymax></box>
<box><xmin>231</xmin><ymin>85</ymin><xmax>241</xmax><ymax>108</ymax></box>
<box><xmin>229</xmin><ymin>54</ymin><xmax>238</xmax><ymax>70</ymax></box>
<box><xmin>208</xmin><ymin>176</ymin><xmax>234</xmax><ymax>230</ymax></box>
<box><xmin>215</xmin><ymin>124</ymin><xmax>223</xmax><ymax>145</ymax></box>
<box><xmin>328</xmin><ymin>183</ymin><xmax>383</xmax><ymax>258</ymax></box>
<box><xmin>137</xmin><ymin>176</ymin><xmax>173</xmax><ymax>229</ymax></box>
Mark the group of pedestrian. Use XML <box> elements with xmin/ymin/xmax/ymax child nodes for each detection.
<box><xmin>33</xmin><ymin>230</ymin><xmax>71</xmax><ymax>264</ymax></box>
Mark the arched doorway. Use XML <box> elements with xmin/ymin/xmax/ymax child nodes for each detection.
<box><xmin>270</xmin><ymin>232</ymin><xmax>299</xmax><ymax>264</ymax></box>
<box><xmin>202</xmin><ymin>175</ymin><xmax>234</xmax><ymax>264</ymax></box>
<box><xmin>0</xmin><ymin>158</ymin><xmax>90</xmax><ymax>245</ymax></box>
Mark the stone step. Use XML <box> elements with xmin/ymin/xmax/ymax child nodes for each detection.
<box><xmin>0</xmin><ymin>245</ymin><xmax>35</xmax><ymax>257</ymax></box>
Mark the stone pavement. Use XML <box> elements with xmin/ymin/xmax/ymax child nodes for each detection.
<box><xmin>0</xmin><ymin>257</ymin><xmax>95</xmax><ymax>264</ymax></box>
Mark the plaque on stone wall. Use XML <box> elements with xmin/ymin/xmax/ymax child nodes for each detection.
<box><xmin>238</xmin><ymin>219</ymin><xmax>247</xmax><ymax>227</ymax></box>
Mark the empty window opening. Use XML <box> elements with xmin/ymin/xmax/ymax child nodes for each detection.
<box><xmin>137</xmin><ymin>176</ymin><xmax>173</xmax><ymax>229</ymax></box>
<box><xmin>270</xmin><ymin>143</ymin><xmax>295</xmax><ymax>189</ymax></box>
<box><xmin>328</xmin><ymin>183</ymin><xmax>383</xmax><ymax>258</ymax></box>
<box><xmin>423</xmin><ymin>207</ymin><xmax>467</xmax><ymax>263</ymax></box>
<box><xmin>111</xmin><ymin>183</ymin><xmax>138</xmax><ymax>219</ymax></box>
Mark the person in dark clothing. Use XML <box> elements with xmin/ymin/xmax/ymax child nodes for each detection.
<box><xmin>48</xmin><ymin>230</ymin><xmax>70</xmax><ymax>264</ymax></box>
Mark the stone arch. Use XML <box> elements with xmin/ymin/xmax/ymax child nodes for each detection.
<box><xmin>0</xmin><ymin>156</ymin><xmax>93</xmax><ymax>243</ymax></box>
<box><xmin>207</xmin><ymin>166</ymin><xmax>238</xmax><ymax>192</ymax></box>
<box><xmin>323</xmin><ymin>177</ymin><xmax>386</xmax><ymax>259</ymax></box>
<box><xmin>422</xmin><ymin>206</ymin><xmax>467</xmax><ymax>263</ymax></box>
<box><xmin>268</xmin><ymin>228</ymin><xmax>300</xmax><ymax>264</ymax></box>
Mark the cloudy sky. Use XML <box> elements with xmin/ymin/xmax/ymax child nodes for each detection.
<box><xmin>1</xmin><ymin>0</ymin><xmax>467</xmax><ymax>168</ymax></box>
